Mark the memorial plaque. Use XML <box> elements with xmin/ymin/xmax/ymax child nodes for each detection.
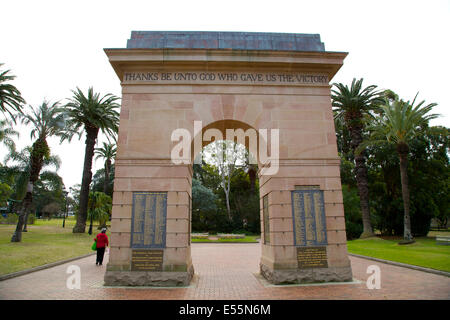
<box><xmin>131</xmin><ymin>249</ymin><xmax>164</xmax><ymax>271</ymax></box>
<box><xmin>297</xmin><ymin>246</ymin><xmax>328</xmax><ymax>269</ymax></box>
<box><xmin>291</xmin><ymin>187</ymin><xmax>327</xmax><ymax>247</ymax></box>
<box><xmin>131</xmin><ymin>192</ymin><xmax>167</xmax><ymax>248</ymax></box>
<box><xmin>263</xmin><ymin>194</ymin><xmax>270</xmax><ymax>244</ymax></box>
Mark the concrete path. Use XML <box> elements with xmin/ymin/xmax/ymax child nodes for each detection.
<box><xmin>0</xmin><ymin>243</ymin><xmax>449</xmax><ymax>300</ymax></box>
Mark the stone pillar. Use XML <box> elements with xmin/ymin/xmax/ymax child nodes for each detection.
<box><xmin>259</xmin><ymin>161</ymin><xmax>353</xmax><ymax>284</ymax></box>
<box><xmin>104</xmin><ymin>161</ymin><xmax>194</xmax><ymax>286</ymax></box>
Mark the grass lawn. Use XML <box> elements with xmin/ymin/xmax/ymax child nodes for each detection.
<box><xmin>0</xmin><ymin>217</ymin><xmax>107</xmax><ymax>276</ymax></box>
<box><xmin>191</xmin><ymin>235</ymin><xmax>260</xmax><ymax>243</ymax></box>
<box><xmin>347</xmin><ymin>236</ymin><xmax>450</xmax><ymax>272</ymax></box>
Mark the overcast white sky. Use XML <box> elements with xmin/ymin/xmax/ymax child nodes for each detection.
<box><xmin>1</xmin><ymin>0</ymin><xmax>449</xmax><ymax>190</ymax></box>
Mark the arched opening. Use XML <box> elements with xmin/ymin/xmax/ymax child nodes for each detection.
<box><xmin>189</xmin><ymin>119</ymin><xmax>262</xmax><ymax>238</ymax></box>
<box><xmin>192</xmin><ymin>140</ymin><xmax>260</xmax><ymax>237</ymax></box>
<box><xmin>189</xmin><ymin>119</ymin><xmax>262</xmax><ymax>163</ymax></box>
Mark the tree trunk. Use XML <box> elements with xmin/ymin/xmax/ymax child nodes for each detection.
<box><xmin>222</xmin><ymin>167</ymin><xmax>232</xmax><ymax>222</ymax></box>
<box><xmin>11</xmin><ymin>184</ymin><xmax>32</xmax><ymax>242</ymax></box>
<box><xmin>397</xmin><ymin>144</ymin><xmax>414</xmax><ymax>242</ymax></box>
<box><xmin>23</xmin><ymin>211</ymin><xmax>30</xmax><ymax>232</ymax></box>
<box><xmin>225</xmin><ymin>189</ymin><xmax>232</xmax><ymax>221</ymax></box>
<box><xmin>103</xmin><ymin>159</ymin><xmax>111</xmax><ymax>194</ymax></box>
<box><xmin>349</xmin><ymin>125</ymin><xmax>373</xmax><ymax>238</ymax></box>
<box><xmin>88</xmin><ymin>214</ymin><xmax>93</xmax><ymax>235</ymax></box>
<box><xmin>12</xmin><ymin>138</ymin><xmax>47</xmax><ymax>241</ymax></box>
<box><xmin>73</xmin><ymin>127</ymin><xmax>98</xmax><ymax>233</ymax></box>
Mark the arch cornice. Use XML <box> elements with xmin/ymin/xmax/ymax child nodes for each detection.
<box><xmin>104</xmin><ymin>48</ymin><xmax>348</xmax><ymax>82</ymax></box>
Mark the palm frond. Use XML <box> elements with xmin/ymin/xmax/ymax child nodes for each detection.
<box><xmin>0</xmin><ymin>65</ymin><xmax>26</xmax><ymax>122</ymax></box>
<box><xmin>364</xmin><ymin>92</ymin><xmax>440</xmax><ymax>149</ymax></box>
<box><xmin>64</xmin><ymin>87</ymin><xmax>120</xmax><ymax>140</ymax></box>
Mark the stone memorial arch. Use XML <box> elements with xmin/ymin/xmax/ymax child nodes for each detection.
<box><xmin>103</xmin><ymin>31</ymin><xmax>353</xmax><ymax>286</ymax></box>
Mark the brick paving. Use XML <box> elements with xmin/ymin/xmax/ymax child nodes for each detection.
<box><xmin>0</xmin><ymin>243</ymin><xmax>448</xmax><ymax>300</ymax></box>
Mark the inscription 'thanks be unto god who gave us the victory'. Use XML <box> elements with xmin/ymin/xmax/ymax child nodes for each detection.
<box><xmin>123</xmin><ymin>71</ymin><xmax>328</xmax><ymax>84</ymax></box>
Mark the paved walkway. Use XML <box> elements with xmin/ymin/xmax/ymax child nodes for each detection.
<box><xmin>0</xmin><ymin>243</ymin><xmax>449</xmax><ymax>300</ymax></box>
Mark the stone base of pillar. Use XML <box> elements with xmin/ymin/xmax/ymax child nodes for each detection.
<box><xmin>104</xmin><ymin>264</ymin><xmax>194</xmax><ymax>287</ymax></box>
<box><xmin>260</xmin><ymin>263</ymin><xmax>352</xmax><ymax>284</ymax></box>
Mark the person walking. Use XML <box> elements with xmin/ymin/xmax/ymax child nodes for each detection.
<box><xmin>94</xmin><ymin>228</ymin><xmax>109</xmax><ymax>266</ymax></box>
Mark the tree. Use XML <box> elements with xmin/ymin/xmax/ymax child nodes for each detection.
<box><xmin>33</xmin><ymin>170</ymin><xmax>65</xmax><ymax>220</ymax></box>
<box><xmin>192</xmin><ymin>178</ymin><xmax>219</xmax><ymax>231</ymax></box>
<box><xmin>0</xmin><ymin>182</ymin><xmax>13</xmax><ymax>207</ymax></box>
<box><xmin>0</xmin><ymin>119</ymin><xmax>19</xmax><ymax>159</ymax></box>
<box><xmin>342</xmin><ymin>184</ymin><xmax>363</xmax><ymax>240</ymax></box>
<box><xmin>91</xmin><ymin>165</ymin><xmax>115</xmax><ymax>197</ymax></box>
<box><xmin>87</xmin><ymin>191</ymin><xmax>112</xmax><ymax>234</ymax></box>
<box><xmin>361</xmin><ymin>92</ymin><xmax>439</xmax><ymax>242</ymax></box>
<box><xmin>0</xmin><ymin>63</ymin><xmax>25</xmax><ymax>122</ymax></box>
<box><xmin>10</xmin><ymin>101</ymin><xmax>65</xmax><ymax>241</ymax></box>
<box><xmin>228</xmin><ymin>168</ymin><xmax>260</xmax><ymax>233</ymax></box>
<box><xmin>69</xmin><ymin>184</ymin><xmax>81</xmax><ymax>215</ymax></box>
<box><xmin>94</xmin><ymin>141</ymin><xmax>116</xmax><ymax>194</ymax></box>
<box><xmin>203</xmin><ymin>141</ymin><xmax>247</xmax><ymax>222</ymax></box>
<box><xmin>5</xmin><ymin>145</ymin><xmax>61</xmax><ymax>230</ymax></box>
<box><xmin>363</xmin><ymin>125</ymin><xmax>449</xmax><ymax>236</ymax></box>
<box><xmin>332</xmin><ymin>78</ymin><xmax>383</xmax><ymax>238</ymax></box>
<box><xmin>41</xmin><ymin>202</ymin><xmax>61</xmax><ymax>220</ymax></box>
<box><xmin>64</xmin><ymin>87</ymin><xmax>120</xmax><ymax>233</ymax></box>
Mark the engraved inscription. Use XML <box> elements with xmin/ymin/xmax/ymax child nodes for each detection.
<box><xmin>314</xmin><ymin>192</ymin><xmax>326</xmax><ymax>244</ymax></box>
<box><xmin>297</xmin><ymin>247</ymin><xmax>328</xmax><ymax>269</ymax></box>
<box><xmin>123</xmin><ymin>71</ymin><xmax>328</xmax><ymax>85</ymax></box>
<box><xmin>291</xmin><ymin>187</ymin><xmax>327</xmax><ymax>247</ymax></box>
<box><xmin>131</xmin><ymin>192</ymin><xmax>167</xmax><ymax>248</ymax></box>
<box><xmin>292</xmin><ymin>192</ymin><xmax>305</xmax><ymax>245</ymax></box>
<box><xmin>131</xmin><ymin>249</ymin><xmax>163</xmax><ymax>271</ymax></box>
<box><xmin>304</xmin><ymin>193</ymin><xmax>316</xmax><ymax>245</ymax></box>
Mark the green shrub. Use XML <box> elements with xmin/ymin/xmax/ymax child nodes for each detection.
<box><xmin>0</xmin><ymin>213</ymin><xmax>35</xmax><ymax>225</ymax></box>
<box><xmin>217</xmin><ymin>233</ymin><xmax>245</xmax><ymax>239</ymax></box>
<box><xmin>0</xmin><ymin>213</ymin><xmax>18</xmax><ymax>224</ymax></box>
<box><xmin>191</xmin><ymin>233</ymin><xmax>209</xmax><ymax>239</ymax></box>
<box><xmin>27</xmin><ymin>214</ymin><xmax>35</xmax><ymax>225</ymax></box>
<box><xmin>342</xmin><ymin>184</ymin><xmax>363</xmax><ymax>240</ymax></box>
<box><xmin>345</xmin><ymin>220</ymin><xmax>363</xmax><ymax>240</ymax></box>
<box><xmin>7</xmin><ymin>213</ymin><xmax>18</xmax><ymax>224</ymax></box>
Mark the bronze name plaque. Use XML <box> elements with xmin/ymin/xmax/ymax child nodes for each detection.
<box><xmin>291</xmin><ymin>187</ymin><xmax>328</xmax><ymax>247</ymax></box>
<box><xmin>131</xmin><ymin>249</ymin><xmax>163</xmax><ymax>271</ymax></box>
<box><xmin>130</xmin><ymin>192</ymin><xmax>167</xmax><ymax>248</ymax></box>
<box><xmin>297</xmin><ymin>247</ymin><xmax>328</xmax><ymax>269</ymax></box>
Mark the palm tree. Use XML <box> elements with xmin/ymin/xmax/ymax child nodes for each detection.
<box><xmin>0</xmin><ymin>119</ymin><xmax>19</xmax><ymax>159</ymax></box>
<box><xmin>331</xmin><ymin>78</ymin><xmax>384</xmax><ymax>238</ymax></box>
<box><xmin>64</xmin><ymin>87</ymin><xmax>120</xmax><ymax>233</ymax></box>
<box><xmin>360</xmin><ymin>92</ymin><xmax>439</xmax><ymax>243</ymax></box>
<box><xmin>94</xmin><ymin>141</ymin><xmax>117</xmax><ymax>194</ymax></box>
<box><xmin>5</xmin><ymin>146</ymin><xmax>61</xmax><ymax>240</ymax></box>
<box><xmin>0</xmin><ymin>63</ymin><xmax>25</xmax><ymax>122</ymax></box>
<box><xmin>87</xmin><ymin>191</ymin><xmax>112</xmax><ymax>235</ymax></box>
<box><xmin>9</xmin><ymin>101</ymin><xmax>65</xmax><ymax>241</ymax></box>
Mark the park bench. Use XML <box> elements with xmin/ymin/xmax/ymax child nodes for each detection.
<box><xmin>435</xmin><ymin>235</ymin><xmax>450</xmax><ymax>245</ymax></box>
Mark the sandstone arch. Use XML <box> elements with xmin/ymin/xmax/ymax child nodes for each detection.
<box><xmin>104</xmin><ymin>31</ymin><xmax>352</xmax><ymax>286</ymax></box>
